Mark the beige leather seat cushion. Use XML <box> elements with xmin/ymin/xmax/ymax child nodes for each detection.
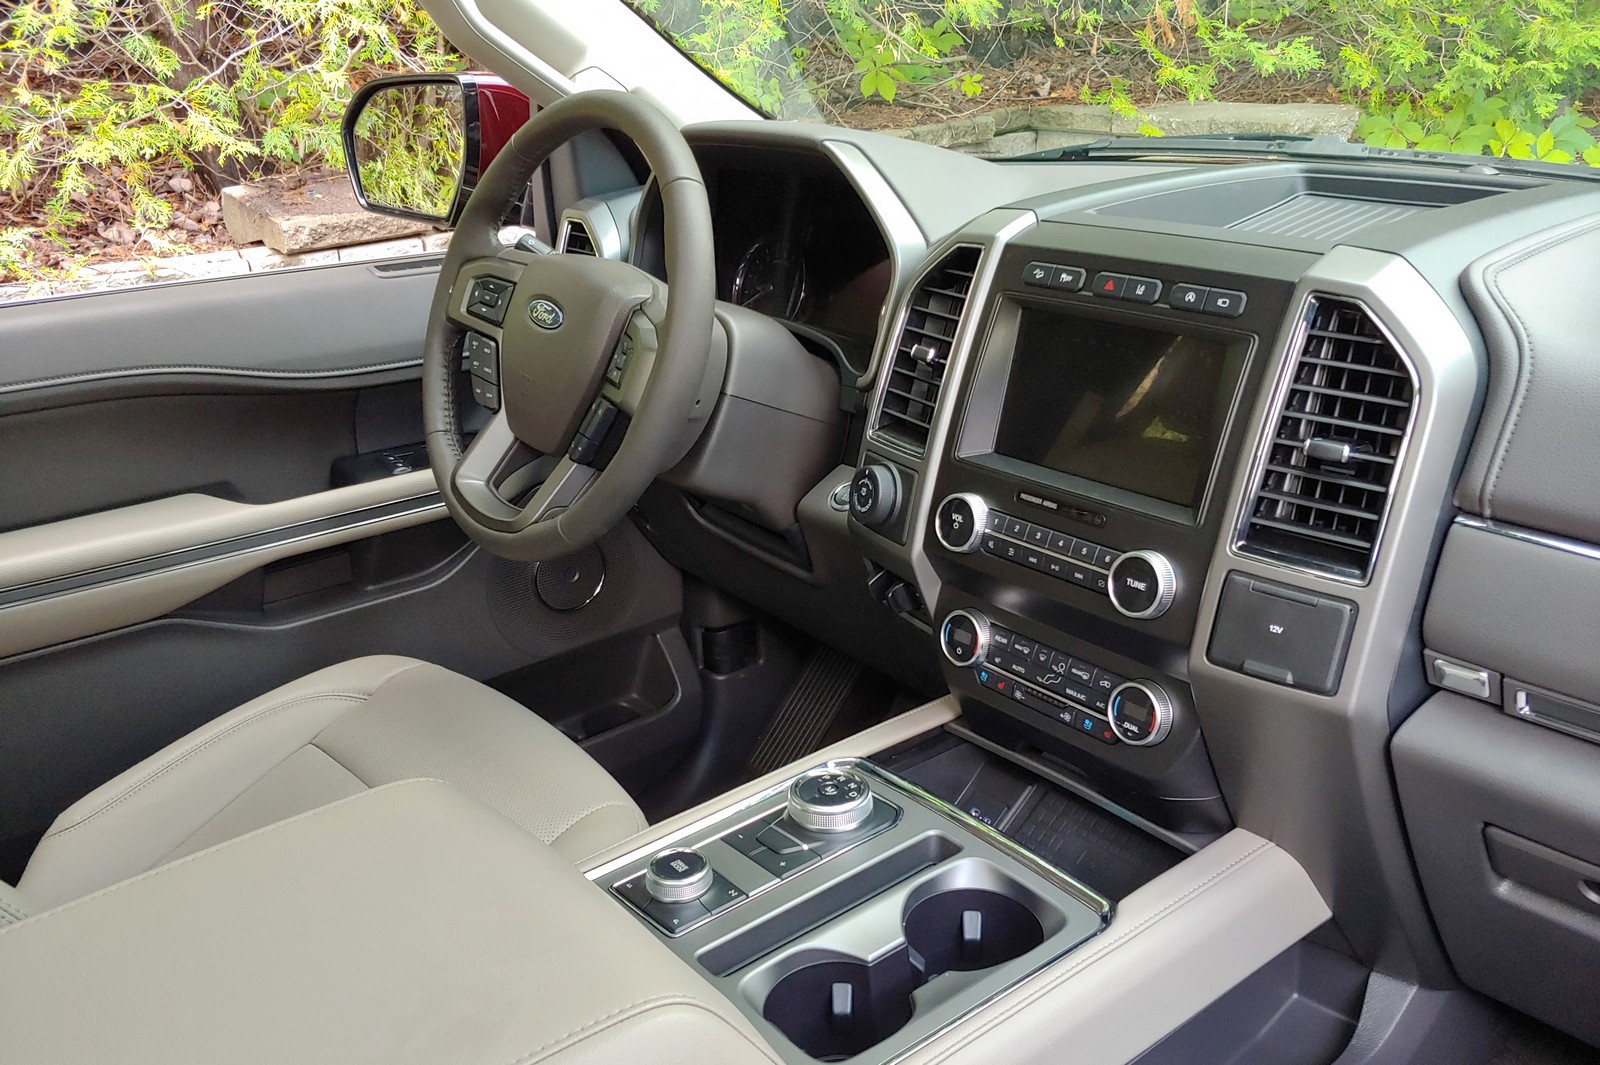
<box><xmin>19</xmin><ymin>655</ymin><xmax>646</xmax><ymax>910</ymax></box>
<box><xmin>0</xmin><ymin>779</ymin><xmax>777</xmax><ymax>1065</ymax></box>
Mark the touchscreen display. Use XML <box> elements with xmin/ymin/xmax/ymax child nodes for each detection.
<box><xmin>994</xmin><ymin>311</ymin><xmax>1230</xmax><ymax>509</ymax></box>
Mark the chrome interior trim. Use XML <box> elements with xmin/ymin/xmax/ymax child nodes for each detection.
<box><xmin>1229</xmin><ymin>291</ymin><xmax>1423</xmax><ymax>586</ymax></box>
<box><xmin>819</xmin><ymin>141</ymin><xmax>929</xmax><ymax>389</ymax></box>
<box><xmin>1453</xmin><ymin>514</ymin><xmax>1600</xmax><ymax>563</ymax></box>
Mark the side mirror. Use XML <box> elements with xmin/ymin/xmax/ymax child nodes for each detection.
<box><xmin>342</xmin><ymin>73</ymin><xmax>530</xmax><ymax>226</ymax></box>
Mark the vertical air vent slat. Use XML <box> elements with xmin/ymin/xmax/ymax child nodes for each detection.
<box><xmin>1238</xmin><ymin>296</ymin><xmax>1416</xmax><ymax>581</ymax></box>
<box><xmin>561</xmin><ymin>220</ymin><xmax>597</xmax><ymax>256</ymax></box>
<box><xmin>872</xmin><ymin>246</ymin><xmax>982</xmax><ymax>454</ymax></box>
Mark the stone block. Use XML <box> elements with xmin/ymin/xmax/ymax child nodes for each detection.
<box><xmin>222</xmin><ymin>174</ymin><xmax>435</xmax><ymax>254</ymax></box>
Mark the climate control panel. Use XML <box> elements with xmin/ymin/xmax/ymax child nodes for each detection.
<box><xmin>939</xmin><ymin>609</ymin><xmax>1179</xmax><ymax>747</ymax></box>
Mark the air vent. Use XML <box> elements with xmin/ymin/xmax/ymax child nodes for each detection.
<box><xmin>872</xmin><ymin>246</ymin><xmax>981</xmax><ymax>453</ymax></box>
<box><xmin>560</xmin><ymin>219</ymin><xmax>597</xmax><ymax>256</ymax></box>
<box><xmin>1240</xmin><ymin>297</ymin><xmax>1416</xmax><ymax>580</ymax></box>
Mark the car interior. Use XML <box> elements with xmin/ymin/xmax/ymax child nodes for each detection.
<box><xmin>3</xmin><ymin>10</ymin><xmax>1600</xmax><ymax>1065</ymax></box>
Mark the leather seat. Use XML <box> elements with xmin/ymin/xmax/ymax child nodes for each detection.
<box><xmin>15</xmin><ymin>656</ymin><xmax>647</xmax><ymax>912</ymax></box>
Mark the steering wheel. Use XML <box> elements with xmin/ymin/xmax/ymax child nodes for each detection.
<box><xmin>422</xmin><ymin>90</ymin><xmax>715</xmax><ymax>562</ymax></box>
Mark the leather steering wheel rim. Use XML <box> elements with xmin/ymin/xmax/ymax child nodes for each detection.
<box><xmin>422</xmin><ymin>90</ymin><xmax>714</xmax><ymax>562</ymax></box>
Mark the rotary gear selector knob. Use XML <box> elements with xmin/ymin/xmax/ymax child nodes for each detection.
<box><xmin>643</xmin><ymin>848</ymin><xmax>713</xmax><ymax>903</ymax></box>
<box><xmin>787</xmin><ymin>768</ymin><xmax>875</xmax><ymax>833</ymax></box>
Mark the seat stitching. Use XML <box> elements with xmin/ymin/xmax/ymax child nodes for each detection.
<box><xmin>548</xmin><ymin>798</ymin><xmax>646</xmax><ymax>846</ymax></box>
<box><xmin>44</xmin><ymin>661</ymin><xmax>429</xmax><ymax>840</ymax></box>
<box><xmin>0</xmin><ymin>896</ymin><xmax>28</xmax><ymax>923</ymax></box>
<box><xmin>1</xmin><ymin>779</ymin><xmax>449</xmax><ymax>937</ymax></box>
<box><xmin>921</xmin><ymin>840</ymin><xmax>1274</xmax><ymax>1063</ymax></box>
<box><xmin>502</xmin><ymin>995</ymin><xmax>782</xmax><ymax>1065</ymax></box>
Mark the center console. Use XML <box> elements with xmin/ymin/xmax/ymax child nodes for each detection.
<box><xmin>588</xmin><ymin>759</ymin><xmax>1111</xmax><ymax>1063</ymax></box>
<box><xmin>851</xmin><ymin>213</ymin><xmax>1313</xmax><ymax>839</ymax></box>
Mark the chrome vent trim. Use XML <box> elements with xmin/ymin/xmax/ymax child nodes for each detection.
<box><xmin>870</xmin><ymin>245</ymin><xmax>982</xmax><ymax>455</ymax></box>
<box><xmin>558</xmin><ymin>218</ymin><xmax>598</xmax><ymax>256</ymax></box>
<box><xmin>1237</xmin><ymin>295</ymin><xmax>1418</xmax><ymax>582</ymax></box>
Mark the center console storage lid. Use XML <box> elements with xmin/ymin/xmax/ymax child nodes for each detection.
<box><xmin>0</xmin><ymin>780</ymin><xmax>776</xmax><ymax>1065</ymax></box>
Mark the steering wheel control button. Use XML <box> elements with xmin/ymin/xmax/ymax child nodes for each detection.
<box><xmin>644</xmin><ymin>848</ymin><xmax>713</xmax><ymax>904</ymax></box>
<box><xmin>850</xmin><ymin>463</ymin><xmax>902</xmax><ymax>530</ymax></box>
<box><xmin>1204</xmin><ymin>288</ymin><xmax>1247</xmax><ymax>317</ymax></box>
<box><xmin>470</xmin><ymin>377</ymin><xmax>500</xmax><ymax>411</ymax></box>
<box><xmin>604</xmin><ymin>333</ymin><xmax>634</xmax><ymax>387</ymax></box>
<box><xmin>940</xmin><ymin>609</ymin><xmax>991</xmax><ymax>669</ymax></box>
<box><xmin>1108</xmin><ymin>681</ymin><xmax>1175</xmax><ymax>746</ymax></box>
<box><xmin>787</xmin><ymin>769</ymin><xmax>875</xmax><ymax>833</ymax></box>
<box><xmin>1170</xmin><ymin>283</ymin><xmax>1209</xmax><ymax>312</ymax></box>
<box><xmin>464</xmin><ymin>332</ymin><xmax>499</xmax><ymax>384</ymax></box>
<box><xmin>935</xmin><ymin>494</ymin><xmax>989</xmax><ymax>553</ymax></box>
<box><xmin>1108</xmin><ymin>551</ymin><xmax>1177</xmax><ymax>619</ymax></box>
<box><xmin>465</xmin><ymin>277</ymin><xmax>513</xmax><ymax>325</ymax></box>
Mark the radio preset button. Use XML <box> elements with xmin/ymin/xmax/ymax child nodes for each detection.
<box><xmin>1003</xmin><ymin>516</ymin><xmax>1030</xmax><ymax>540</ymax></box>
<box><xmin>1047</xmin><ymin>530</ymin><xmax>1075</xmax><ymax>554</ymax></box>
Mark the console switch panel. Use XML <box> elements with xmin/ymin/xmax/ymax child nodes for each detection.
<box><xmin>1208</xmin><ymin>572</ymin><xmax>1356</xmax><ymax>695</ymax></box>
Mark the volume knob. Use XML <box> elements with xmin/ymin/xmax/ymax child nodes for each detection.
<box><xmin>935</xmin><ymin>494</ymin><xmax>989</xmax><ymax>553</ymax></box>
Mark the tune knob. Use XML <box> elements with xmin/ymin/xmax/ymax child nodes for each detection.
<box><xmin>939</xmin><ymin>609</ymin><xmax>991</xmax><ymax>668</ymax></box>
<box><xmin>1108</xmin><ymin>551</ymin><xmax>1177</xmax><ymax>619</ymax></box>
<box><xmin>643</xmin><ymin>848</ymin><xmax>713</xmax><ymax>903</ymax></box>
<box><xmin>787</xmin><ymin>768</ymin><xmax>875</xmax><ymax>833</ymax></box>
<box><xmin>1107</xmin><ymin>681</ymin><xmax>1175</xmax><ymax>746</ymax></box>
<box><xmin>850</xmin><ymin>463</ymin><xmax>902</xmax><ymax>530</ymax></box>
<box><xmin>934</xmin><ymin>493</ymin><xmax>989</xmax><ymax>553</ymax></box>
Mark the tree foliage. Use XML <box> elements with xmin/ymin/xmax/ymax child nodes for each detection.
<box><xmin>1</xmin><ymin>0</ymin><xmax>462</xmax><ymax>266</ymax></box>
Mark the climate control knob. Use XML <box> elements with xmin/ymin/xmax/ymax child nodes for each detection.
<box><xmin>939</xmin><ymin>609</ymin><xmax>991</xmax><ymax>668</ymax></box>
<box><xmin>851</xmin><ymin>464</ymin><xmax>902</xmax><ymax>530</ymax></box>
<box><xmin>643</xmin><ymin>848</ymin><xmax>713</xmax><ymax>903</ymax></box>
<box><xmin>934</xmin><ymin>493</ymin><xmax>989</xmax><ymax>553</ymax></box>
<box><xmin>1107</xmin><ymin>681</ymin><xmax>1175</xmax><ymax>746</ymax></box>
<box><xmin>1108</xmin><ymin>551</ymin><xmax>1177</xmax><ymax>620</ymax></box>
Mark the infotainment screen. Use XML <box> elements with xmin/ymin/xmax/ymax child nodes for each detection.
<box><xmin>994</xmin><ymin>310</ymin><xmax>1231</xmax><ymax>509</ymax></box>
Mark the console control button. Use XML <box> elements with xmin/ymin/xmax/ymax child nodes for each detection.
<box><xmin>787</xmin><ymin>768</ymin><xmax>875</xmax><ymax>833</ymax></box>
<box><xmin>1092</xmin><ymin>272</ymin><xmax>1127</xmax><ymax>298</ymax></box>
<box><xmin>1108</xmin><ymin>551</ymin><xmax>1178</xmax><ymax>619</ymax></box>
<box><xmin>985</xmin><ymin>509</ymin><xmax>1007</xmax><ymax>533</ymax></box>
<box><xmin>749</xmin><ymin>847</ymin><xmax>820</xmax><ymax>878</ymax></box>
<box><xmin>1002</xmin><ymin>515</ymin><xmax>1030</xmax><ymax>540</ymax></box>
<box><xmin>1049</xmin><ymin>265</ymin><xmax>1086</xmax><ymax>291</ymax></box>
<box><xmin>644</xmin><ymin>848</ymin><xmax>713</xmax><ymax>904</ymax></box>
<box><xmin>935</xmin><ymin>494</ymin><xmax>989</xmax><ymax>553</ymax></box>
<box><xmin>1023</xmin><ymin>261</ymin><xmax>1055</xmax><ymax>288</ymax></box>
<box><xmin>756</xmin><ymin>823</ymin><xmax>808</xmax><ymax>855</ymax></box>
<box><xmin>645</xmin><ymin>897</ymin><xmax>712</xmax><ymax>933</ymax></box>
<box><xmin>851</xmin><ymin>464</ymin><xmax>902</xmax><ymax>530</ymax></box>
<box><xmin>1204</xmin><ymin>288</ymin><xmax>1247</xmax><ymax>318</ymax></box>
<box><xmin>699</xmin><ymin>875</ymin><xmax>748</xmax><ymax>913</ymax></box>
<box><xmin>1170</xmin><ymin>283</ymin><xmax>1209</xmax><ymax>312</ymax></box>
<box><xmin>1108</xmin><ymin>681</ymin><xmax>1175</xmax><ymax>745</ymax></box>
<box><xmin>721</xmin><ymin>822</ymin><xmax>767</xmax><ymax>857</ymax></box>
<box><xmin>1124</xmin><ymin>276</ymin><xmax>1163</xmax><ymax>303</ymax></box>
<box><xmin>940</xmin><ymin>609</ymin><xmax>991</xmax><ymax>668</ymax></box>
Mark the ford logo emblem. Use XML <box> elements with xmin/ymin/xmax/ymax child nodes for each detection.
<box><xmin>528</xmin><ymin>298</ymin><xmax>564</xmax><ymax>330</ymax></box>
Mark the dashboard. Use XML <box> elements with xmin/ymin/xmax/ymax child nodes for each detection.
<box><xmin>619</xmin><ymin>119</ymin><xmax>1600</xmax><ymax>1050</ymax></box>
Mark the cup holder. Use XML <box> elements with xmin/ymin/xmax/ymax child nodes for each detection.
<box><xmin>762</xmin><ymin>950</ymin><xmax>920</xmax><ymax>1061</ymax></box>
<box><xmin>759</xmin><ymin>862</ymin><xmax>1061</xmax><ymax>1061</ymax></box>
<box><xmin>903</xmin><ymin>887</ymin><xmax>1045</xmax><ymax>974</ymax></box>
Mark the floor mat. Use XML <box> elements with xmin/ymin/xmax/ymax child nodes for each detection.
<box><xmin>745</xmin><ymin>644</ymin><xmax>864</xmax><ymax>776</ymax></box>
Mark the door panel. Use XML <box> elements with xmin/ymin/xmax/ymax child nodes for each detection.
<box><xmin>0</xmin><ymin>254</ymin><xmax>688</xmax><ymax>880</ymax></box>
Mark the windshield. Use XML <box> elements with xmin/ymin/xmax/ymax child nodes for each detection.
<box><xmin>624</xmin><ymin>1</ymin><xmax>1600</xmax><ymax>167</ymax></box>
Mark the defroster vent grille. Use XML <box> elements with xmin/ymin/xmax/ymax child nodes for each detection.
<box><xmin>1239</xmin><ymin>296</ymin><xmax>1416</xmax><ymax>580</ymax></box>
<box><xmin>872</xmin><ymin>246</ymin><xmax>981</xmax><ymax>453</ymax></box>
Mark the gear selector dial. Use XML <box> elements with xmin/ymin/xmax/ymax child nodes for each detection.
<box><xmin>787</xmin><ymin>768</ymin><xmax>875</xmax><ymax>833</ymax></box>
